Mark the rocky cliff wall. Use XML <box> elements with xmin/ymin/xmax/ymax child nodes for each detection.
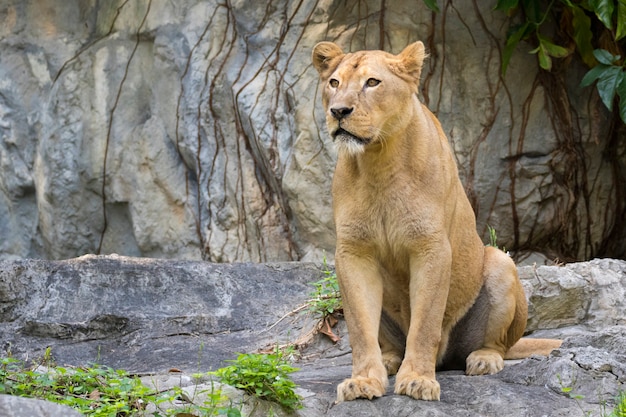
<box><xmin>1</xmin><ymin>0</ymin><xmax>624</xmax><ymax>262</ymax></box>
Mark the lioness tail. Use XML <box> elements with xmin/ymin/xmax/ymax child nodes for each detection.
<box><xmin>504</xmin><ymin>338</ymin><xmax>562</xmax><ymax>360</ymax></box>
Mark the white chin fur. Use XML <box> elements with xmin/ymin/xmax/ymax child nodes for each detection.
<box><xmin>334</xmin><ymin>139</ymin><xmax>365</xmax><ymax>156</ymax></box>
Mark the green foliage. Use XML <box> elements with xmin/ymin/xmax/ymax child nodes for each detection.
<box><xmin>0</xmin><ymin>346</ymin><xmax>304</xmax><ymax>416</ymax></box>
<box><xmin>486</xmin><ymin>225</ymin><xmax>507</xmax><ymax>253</ymax></box>
<box><xmin>0</xmin><ymin>350</ymin><xmax>240</xmax><ymax>416</ymax></box>
<box><xmin>495</xmin><ymin>0</ymin><xmax>626</xmax><ymax>123</ymax></box>
<box><xmin>530</xmin><ymin>33</ymin><xmax>570</xmax><ymax>71</ymax></box>
<box><xmin>558</xmin><ymin>375</ymin><xmax>626</xmax><ymax>417</ymax></box>
<box><xmin>497</xmin><ymin>0</ymin><xmax>569</xmax><ymax>74</ymax></box>
<box><xmin>212</xmin><ymin>348</ymin><xmax>302</xmax><ymax>413</ymax></box>
<box><xmin>580</xmin><ymin>49</ymin><xmax>626</xmax><ymax>121</ymax></box>
<box><xmin>610</xmin><ymin>390</ymin><xmax>626</xmax><ymax>417</ymax></box>
<box><xmin>422</xmin><ymin>0</ymin><xmax>440</xmax><ymax>13</ymax></box>
<box><xmin>307</xmin><ymin>258</ymin><xmax>342</xmax><ymax>319</ymax></box>
<box><xmin>487</xmin><ymin>224</ymin><xmax>499</xmax><ymax>248</ymax></box>
<box><xmin>151</xmin><ymin>380</ymin><xmax>242</xmax><ymax>417</ymax></box>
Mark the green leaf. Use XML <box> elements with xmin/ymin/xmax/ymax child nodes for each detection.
<box><xmin>227</xmin><ymin>409</ymin><xmax>242</xmax><ymax>417</ymax></box>
<box><xmin>616</xmin><ymin>75</ymin><xmax>626</xmax><ymax>123</ymax></box>
<box><xmin>502</xmin><ymin>22</ymin><xmax>532</xmax><ymax>75</ymax></box>
<box><xmin>539</xmin><ymin>35</ymin><xmax>570</xmax><ymax>57</ymax></box>
<box><xmin>580</xmin><ymin>64</ymin><xmax>611</xmax><ymax>87</ymax></box>
<box><xmin>596</xmin><ymin>66</ymin><xmax>624</xmax><ymax>110</ymax></box>
<box><xmin>529</xmin><ymin>42</ymin><xmax>552</xmax><ymax>71</ymax></box>
<box><xmin>537</xmin><ymin>46</ymin><xmax>553</xmax><ymax>70</ymax></box>
<box><xmin>521</xmin><ymin>0</ymin><xmax>543</xmax><ymax>23</ymax></box>
<box><xmin>589</xmin><ymin>0</ymin><xmax>615</xmax><ymax>29</ymax></box>
<box><xmin>617</xmin><ymin>0</ymin><xmax>626</xmax><ymax>40</ymax></box>
<box><xmin>494</xmin><ymin>0</ymin><xmax>519</xmax><ymax>11</ymax></box>
<box><xmin>422</xmin><ymin>0</ymin><xmax>439</xmax><ymax>12</ymax></box>
<box><xmin>531</xmin><ymin>36</ymin><xmax>569</xmax><ymax>71</ymax></box>
<box><xmin>594</xmin><ymin>49</ymin><xmax>620</xmax><ymax>65</ymax></box>
<box><xmin>571</xmin><ymin>5</ymin><xmax>596</xmax><ymax>67</ymax></box>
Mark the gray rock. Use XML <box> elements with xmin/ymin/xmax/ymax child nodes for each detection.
<box><xmin>0</xmin><ymin>256</ymin><xmax>625</xmax><ymax>416</ymax></box>
<box><xmin>0</xmin><ymin>255</ymin><xmax>323</xmax><ymax>371</ymax></box>
<box><xmin>519</xmin><ymin>258</ymin><xmax>626</xmax><ymax>331</ymax></box>
<box><xmin>0</xmin><ymin>395</ymin><xmax>83</xmax><ymax>417</ymax></box>
<box><xmin>0</xmin><ymin>0</ymin><xmax>624</xmax><ymax>263</ymax></box>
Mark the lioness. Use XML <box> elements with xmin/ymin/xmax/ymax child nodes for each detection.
<box><xmin>311</xmin><ymin>41</ymin><xmax>561</xmax><ymax>402</ymax></box>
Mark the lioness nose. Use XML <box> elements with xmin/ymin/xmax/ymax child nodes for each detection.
<box><xmin>330</xmin><ymin>107</ymin><xmax>353</xmax><ymax>120</ymax></box>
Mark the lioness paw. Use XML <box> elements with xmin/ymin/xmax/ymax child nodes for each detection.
<box><xmin>336</xmin><ymin>376</ymin><xmax>386</xmax><ymax>402</ymax></box>
<box><xmin>466</xmin><ymin>349</ymin><xmax>504</xmax><ymax>375</ymax></box>
<box><xmin>394</xmin><ymin>374</ymin><xmax>440</xmax><ymax>401</ymax></box>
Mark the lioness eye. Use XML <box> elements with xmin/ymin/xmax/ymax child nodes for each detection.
<box><xmin>366</xmin><ymin>78</ymin><xmax>381</xmax><ymax>87</ymax></box>
<box><xmin>329</xmin><ymin>79</ymin><xmax>339</xmax><ymax>88</ymax></box>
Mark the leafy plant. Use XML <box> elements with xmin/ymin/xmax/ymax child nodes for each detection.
<box><xmin>495</xmin><ymin>0</ymin><xmax>626</xmax><ymax>123</ymax></box>
<box><xmin>0</xmin><ymin>349</ymin><xmax>240</xmax><ymax>416</ymax></box>
<box><xmin>580</xmin><ymin>49</ymin><xmax>626</xmax><ymax>122</ymax></box>
<box><xmin>497</xmin><ymin>0</ymin><xmax>572</xmax><ymax>74</ymax></box>
<box><xmin>422</xmin><ymin>0</ymin><xmax>440</xmax><ymax>12</ymax></box>
<box><xmin>307</xmin><ymin>259</ymin><xmax>342</xmax><ymax>319</ymax></box>
<box><xmin>610</xmin><ymin>390</ymin><xmax>626</xmax><ymax>417</ymax></box>
<box><xmin>149</xmin><ymin>377</ymin><xmax>242</xmax><ymax>417</ymax></box>
<box><xmin>212</xmin><ymin>347</ymin><xmax>302</xmax><ymax>413</ymax></box>
<box><xmin>486</xmin><ymin>225</ymin><xmax>508</xmax><ymax>253</ymax></box>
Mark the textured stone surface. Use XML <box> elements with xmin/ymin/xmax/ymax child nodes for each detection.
<box><xmin>0</xmin><ymin>0</ymin><xmax>624</xmax><ymax>263</ymax></box>
<box><xmin>0</xmin><ymin>394</ymin><xmax>83</xmax><ymax>417</ymax></box>
<box><xmin>0</xmin><ymin>255</ymin><xmax>323</xmax><ymax>371</ymax></box>
<box><xmin>0</xmin><ymin>256</ymin><xmax>624</xmax><ymax>416</ymax></box>
<box><xmin>519</xmin><ymin>258</ymin><xmax>626</xmax><ymax>331</ymax></box>
<box><xmin>498</xmin><ymin>327</ymin><xmax>626</xmax><ymax>407</ymax></box>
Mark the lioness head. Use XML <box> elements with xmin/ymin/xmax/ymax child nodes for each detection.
<box><xmin>312</xmin><ymin>41</ymin><xmax>426</xmax><ymax>155</ymax></box>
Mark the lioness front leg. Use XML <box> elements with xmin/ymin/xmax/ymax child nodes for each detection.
<box><xmin>466</xmin><ymin>246</ymin><xmax>527</xmax><ymax>375</ymax></box>
<box><xmin>335</xmin><ymin>254</ymin><xmax>388</xmax><ymax>402</ymax></box>
<box><xmin>394</xmin><ymin>250</ymin><xmax>451</xmax><ymax>401</ymax></box>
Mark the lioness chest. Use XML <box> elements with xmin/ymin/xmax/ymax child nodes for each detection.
<box><xmin>333</xmin><ymin>164</ymin><xmax>446</xmax><ymax>277</ymax></box>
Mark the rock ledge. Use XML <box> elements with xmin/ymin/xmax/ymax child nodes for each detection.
<box><xmin>1</xmin><ymin>256</ymin><xmax>624</xmax><ymax>416</ymax></box>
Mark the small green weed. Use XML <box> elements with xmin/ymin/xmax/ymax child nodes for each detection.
<box><xmin>307</xmin><ymin>257</ymin><xmax>342</xmax><ymax>319</ymax></box>
<box><xmin>486</xmin><ymin>225</ymin><xmax>507</xmax><ymax>253</ymax></box>
<box><xmin>212</xmin><ymin>347</ymin><xmax>302</xmax><ymax>413</ymax></box>
<box><xmin>559</xmin><ymin>375</ymin><xmax>626</xmax><ymax>417</ymax></box>
<box><xmin>0</xmin><ymin>349</ymin><xmax>240</xmax><ymax>416</ymax></box>
<box><xmin>610</xmin><ymin>391</ymin><xmax>626</xmax><ymax>417</ymax></box>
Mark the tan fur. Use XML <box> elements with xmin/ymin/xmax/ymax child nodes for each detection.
<box><xmin>311</xmin><ymin>41</ymin><xmax>561</xmax><ymax>402</ymax></box>
<box><xmin>505</xmin><ymin>338</ymin><xmax>563</xmax><ymax>359</ymax></box>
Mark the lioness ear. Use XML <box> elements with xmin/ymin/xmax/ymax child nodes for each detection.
<box><xmin>312</xmin><ymin>42</ymin><xmax>344</xmax><ymax>77</ymax></box>
<box><xmin>395</xmin><ymin>41</ymin><xmax>427</xmax><ymax>88</ymax></box>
